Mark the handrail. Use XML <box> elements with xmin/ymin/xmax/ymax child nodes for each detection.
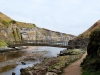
<box><xmin>8</xmin><ymin>40</ymin><xmax>69</xmax><ymax>48</ymax></box>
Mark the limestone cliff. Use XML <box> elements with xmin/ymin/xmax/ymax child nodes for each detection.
<box><xmin>0</xmin><ymin>12</ymin><xmax>75</xmax><ymax>47</ymax></box>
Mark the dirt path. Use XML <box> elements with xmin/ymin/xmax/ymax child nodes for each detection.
<box><xmin>63</xmin><ymin>52</ymin><xmax>87</xmax><ymax>75</ymax></box>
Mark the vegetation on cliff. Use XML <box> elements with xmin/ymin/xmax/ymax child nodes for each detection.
<box><xmin>81</xmin><ymin>28</ymin><xmax>100</xmax><ymax>75</ymax></box>
<box><xmin>0</xmin><ymin>12</ymin><xmax>36</xmax><ymax>47</ymax></box>
<box><xmin>0</xmin><ymin>12</ymin><xmax>75</xmax><ymax>47</ymax></box>
<box><xmin>79</xmin><ymin>20</ymin><xmax>100</xmax><ymax>38</ymax></box>
<box><xmin>68</xmin><ymin>20</ymin><xmax>100</xmax><ymax>49</ymax></box>
<box><xmin>0</xmin><ymin>40</ymin><xmax>8</xmax><ymax>48</ymax></box>
<box><xmin>12</xmin><ymin>28</ymin><xmax>21</xmax><ymax>41</ymax></box>
<box><xmin>0</xmin><ymin>12</ymin><xmax>36</xmax><ymax>28</ymax></box>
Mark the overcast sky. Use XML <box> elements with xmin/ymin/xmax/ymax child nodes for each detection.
<box><xmin>0</xmin><ymin>0</ymin><xmax>100</xmax><ymax>35</ymax></box>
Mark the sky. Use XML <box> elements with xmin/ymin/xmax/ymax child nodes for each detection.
<box><xmin>0</xmin><ymin>0</ymin><xmax>100</xmax><ymax>36</ymax></box>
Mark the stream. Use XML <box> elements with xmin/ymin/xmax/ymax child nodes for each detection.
<box><xmin>0</xmin><ymin>46</ymin><xmax>66</xmax><ymax>75</ymax></box>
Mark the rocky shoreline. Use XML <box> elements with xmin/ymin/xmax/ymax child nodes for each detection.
<box><xmin>0</xmin><ymin>46</ymin><xmax>27</xmax><ymax>53</ymax></box>
<box><xmin>0</xmin><ymin>46</ymin><xmax>48</xmax><ymax>74</ymax></box>
<box><xmin>20</xmin><ymin>49</ymin><xmax>85</xmax><ymax>75</ymax></box>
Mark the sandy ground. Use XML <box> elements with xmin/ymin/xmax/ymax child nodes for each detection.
<box><xmin>63</xmin><ymin>52</ymin><xmax>87</xmax><ymax>75</ymax></box>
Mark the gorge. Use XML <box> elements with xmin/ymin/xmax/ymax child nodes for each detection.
<box><xmin>0</xmin><ymin>12</ymin><xmax>76</xmax><ymax>75</ymax></box>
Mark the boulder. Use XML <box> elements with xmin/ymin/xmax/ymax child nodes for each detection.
<box><xmin>46</xmin><ymin>72</ymin><xmax>57</xmax><ymax>75</ymax></box>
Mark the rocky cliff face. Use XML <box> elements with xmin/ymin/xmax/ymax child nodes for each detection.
<box><xmin>0</xmin><ymin>12</ymin><xmax>75</xmax><ymax>47</ymax></box>
<box><xmin>11</xmin><ymin>26</ymin><xmax>75</xmax><ymax>42</ymax></box>
<box><xmin>68</xmin><ymin>37</ymin><xmax>89</xmax><ymax>49</ymax></box>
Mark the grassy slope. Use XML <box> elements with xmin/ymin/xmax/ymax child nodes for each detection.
<box><xmin>0</xmin><ymin>12</ymin><xmax>36</xmax><ymax>47</ymax></box>
<box><xmin>78</xmin><ymin>20</ymin><xmax>100</xmax><ymax>38</ymax></box>
<box><xmin>71</xmin><ymin>20</ymin><xmax>100</xmax><ymax>48</ymax></box>
<box><xmin>0</xmin><ymin>12</ymin><xmax>12</xmax><ymax>22</ymax></box>
<box><xmin>0</xmin><ymin>12</ymin><xmax>12</xmax><ymax>28</ymax></box>
<box><xmin>81</xmin><ymin>21</ymin><xmax>100</xmax><ymax>75</ymax></box>
<box><xmin>16</xmin><ymin>22</ymin><xmax>36</xmax><ymax>28</ymax></box>
<box><xmin>0</xmin><ymin>12</ymin><xmax>36</xmax><ymax>28</ymax></box>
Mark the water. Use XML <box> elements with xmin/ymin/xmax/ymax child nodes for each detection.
<box><xmin>38</xmin><ymin>46</ymin><xmax>65</xmax><ymax>57</ymax></box>
<box><xmin>0</xmin><ymin>60</ymin><xmax>40</xmax><ymax>75</ymax></box>
<box><xmin>0</xmin><ymin>46</ymin><xmax>66</xmax><ymax>75</ymax></box>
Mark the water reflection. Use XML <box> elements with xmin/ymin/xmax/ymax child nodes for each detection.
<box><xmin>0</xmin><ymin>51</ymin><xmax>24</xmax><ymax>62</ymax></box>
<box><xmin>0</xmin><ymin>60</ymin><xmax>40</xmax><ymax>75</ymax></box>
<box><xmin>0</xmin><ymin>46</ymin><xmax>66</xmax><ymax>75</ymax></box>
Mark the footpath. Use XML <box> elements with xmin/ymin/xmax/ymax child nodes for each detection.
<box><xmin>63</xmin><ymin>52</ymin><xmax>87</xmax><ymax>75</ymax></box>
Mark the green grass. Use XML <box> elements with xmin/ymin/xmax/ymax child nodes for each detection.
<box><xmin>2</xmin><ymin>20</ymin><xmax>9</xmax><ymax>28</ymax></box>
<box><xmin>12</xmin><ymin>28</ymin><xmax>21</xmax><ymax>41</ymax></box>
<box><xmin>48</xmin><ymin>49</ymin><xmax>84</xmax><ymax>73</ymax></box>
<box><xmin>0</xmin><ymin>40</ymin><xmax>8</xmax><ymax>48</ymax></box>
<box><xmin>16</xmin><ymin>28</ymin><xmax>21</xmax><ymax>41</ymax></box>
<box><xmin>82</xmin><ymin>70</ymin><xmax>100</xmax><ymax>75</ymax></box>
<box><xmin>0</xmin><ymin>12</ymin><xmax>12</xmax><ymax>22</ymax></box>
<box><xmin>9</xmin><ymin>20</ymin><xmax>16</xmax><ymax>24</ymax></box>
<box><xmin>16</xmin><ymin>22</ymin><xmax>36</xmax><ymax>28</ymax></box>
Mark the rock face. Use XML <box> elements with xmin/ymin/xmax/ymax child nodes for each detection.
<box><xmin>18</xmin><ymin>27</ymin><xmax>75</xmax><ymax>41</ymax></box>
<box><xmin>68</xmin><ymin>37</ymin><xmax>89</xmax><ymax>49</ymax></box>
<box><xmin>0</xmin><ymin>12</ymin><xmax>75</xmax><ymax>46</ymax></box>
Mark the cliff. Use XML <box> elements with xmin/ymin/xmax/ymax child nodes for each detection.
<box><xmin>79</xmin><ymin>20</ymin><xmax>100</xmax><ymax>38</ymax></box>
<box><xmin>0</xmin><ymin>12</ymin><xmax>75</xmax><ymax>47</ymax></box>
<box><xmin>68</xmin><ymin>20</ymin><xmax>100</xmax><ymax>49</ymax></box>
<box><xmin>81</xmin><ymin>28</ymin><xmax>100</xmax><ymax>75</ymax></box>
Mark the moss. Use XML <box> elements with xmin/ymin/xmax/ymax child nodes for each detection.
<box><xmin>16</xmin><ymin>28</ymin><xmax>21</xmax><ymax>41</ymax></box>
<box><xmin>12</xmin><ymin>28</ymin><xmax>21</xmax><ymax>41</ymax></box>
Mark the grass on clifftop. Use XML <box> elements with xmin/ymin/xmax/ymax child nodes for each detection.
<box><xmin>0</xmin><ymin>12</ymin><xmax>36</xmax><ymax>28</ymax></box>
<box><xmin>17</xmin><ymin>22</ymin><xmax>36</xmax><ymax>28</ymax></box>
<box><xmin>0</xmin><ymin>12</ymin><xmax>12</xmax><ymax>22</ymax></box>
